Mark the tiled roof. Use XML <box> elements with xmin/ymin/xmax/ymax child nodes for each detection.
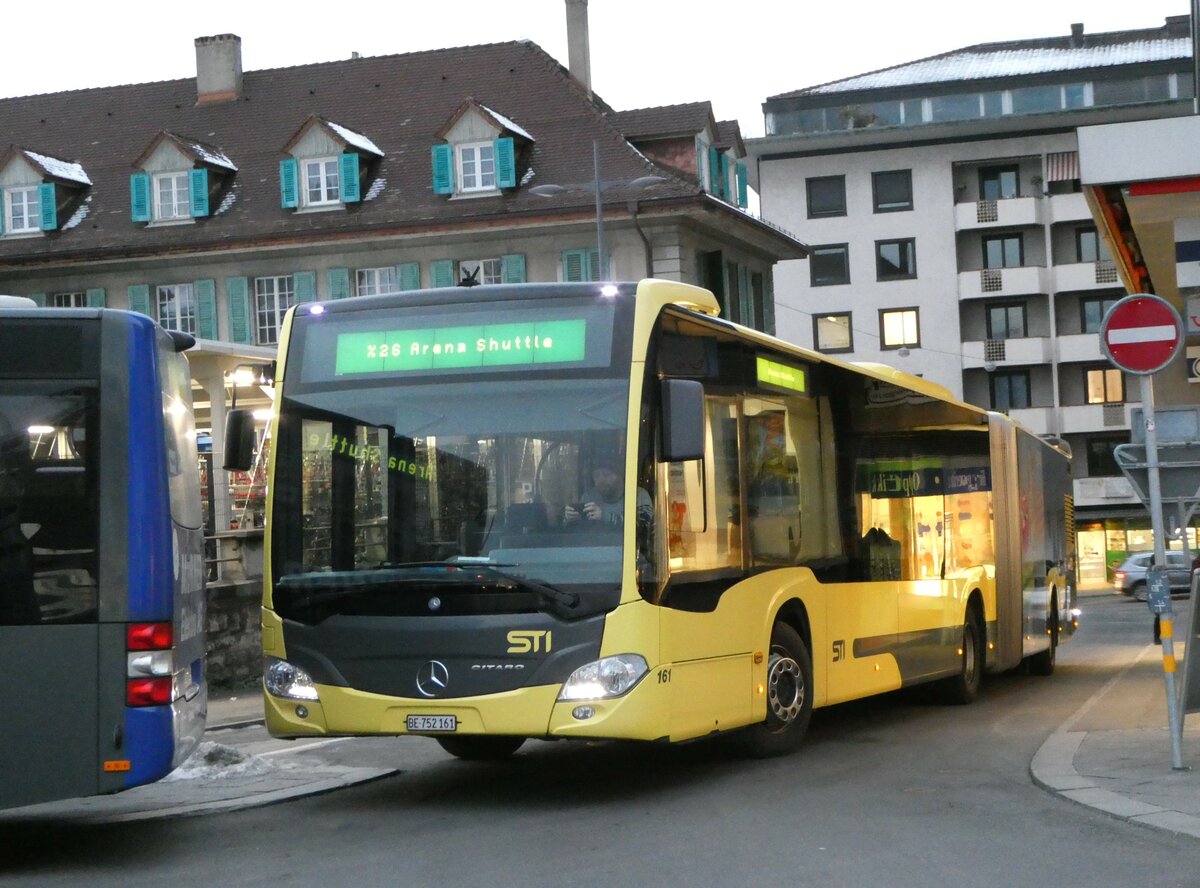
<box><xmin>0</xmin><ymin>40</ymin><xmax>714</xmax><ymax>264</ymax></box>
<box><xmin>771</xmin><ymin>22</ymin><xmax>1193</xmax><ymax>99</ymax></box>
<box><xmin>611</xmin><ymin>101</ymin><xmax>715</xmax><ymax>139</ymax></box>
<box><xmin>713</xmin><ymin>120</ymin><xmax>744</xmax><ymax>154</ymax></box>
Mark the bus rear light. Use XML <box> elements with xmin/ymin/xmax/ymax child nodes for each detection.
<box><xmin>127</xmin><ymin>622</ymin><xmax>173</xmax><ymax>651</ymax></box>
<box><xmin>127</xmin><ymin>677</ymin><xmax>173</xmax><ymax>707</ymax></box>
<box><xmin>127</xmin><ymin>650</ymin><xmax>174</xmax><ymax>678</ymax></box>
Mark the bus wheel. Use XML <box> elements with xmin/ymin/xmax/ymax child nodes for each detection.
<box><xmin>435</xmin><ymin>736</ymin><xmax>525</xmax><ymax>761</ymax></box>
<box><xmin>1027</xmin><ymin>596</ymin><xmax>1058</xmax><ymax>676</ymax></box>
<box><xmin>939</xmin><ymin>606</ymin><xmax>983</xmax><ymax>705</ymax></box>
<box><xmin>741</xmin><ymin>623</ymin><xmax>813</xmax><ymax>758</ymax></box>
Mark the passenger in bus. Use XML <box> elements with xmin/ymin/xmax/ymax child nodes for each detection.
<box><xmin>564</xmin><ymin>454</ymin><xmax>652</xmax><ymax>528</ymax></box>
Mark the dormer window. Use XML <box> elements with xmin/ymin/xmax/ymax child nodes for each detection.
<box><xmin>130</xmin><ymin>132</ymin><xmax>237</xmax><ymax>225</ymax></box>
<box><xmin>0</xmin><ymin>147</ymin><xmax>90</xmax><ymax>237</ymax></box>
<box><xmin>280</xmin><ymin>116</ymin><xmax>382</xmax><ymax>211</ymax></box>
<box><xmin>5</xmin><ymin>186</ymin><xmax>42</xmax><ymax>233</ymax></box>
<box><xmin>432</xmin><ymin>100</ymin><xmax>529</xmax><ymax>197</ymax></box>
<box><xmin>154</xmin><ymin>172</ymin><xmax>191</xmax><ymax>220</ymax></box>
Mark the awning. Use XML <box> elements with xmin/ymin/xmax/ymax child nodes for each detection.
<box><xmin>1046</xmin><ymin>151</ymin><xmax>1080</xmax><ymax>183</ymax></box>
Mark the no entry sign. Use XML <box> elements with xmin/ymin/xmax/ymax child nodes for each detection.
<box><xmin>1100</xmin><ymin>294</ymin><xmax>1183</xmax><ymax>375</ymax></box>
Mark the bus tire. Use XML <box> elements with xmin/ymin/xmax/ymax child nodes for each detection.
<box><xmin>1027</xmin><ymin>595</ymin><xmax>1058</xmax><ymax>676</ymax></box>
<box><xmin>435</xmin><ymin>736</ymin><xmax>525</xmax><ymax>761</ymax></box>
<box><xmin>740</xmin><ymin>622</ymin><xmax>813</xmax><ymax>758</ymax></box>
<box><xmin>939</xmin><ymin>605</ymin><xmax>983</xmax><ymax>705</ymax></box>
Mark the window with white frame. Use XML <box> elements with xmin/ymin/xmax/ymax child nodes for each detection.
<box><xmin>5</xmin><ymin>186</ymin><xmax>41</xmax><ymax>233</ymax></box>
<box><xmin>356</xmin><ymin>267</ymin><xmax>398</xmax><ymax>297</ymax></box>
<box><xmin>303</xmin><ymin>157</ymin><xmax>340</xmax><ymax>206</ymax></box>
<box><xmin>157</xmin><ymin>284</ymin><xmax>196</xmax><ymax>334</ymax></box>
<box><xmin>153</xmin><ymin>172</ymin><xmax>190</xmax><ymax>220</ymax></box>
<box><xmin>458</xmin><ymin>258</ymin><xmax>502</xmax><ymax>286</ymax></box>
<box><xmin>457</xmin><ymin>142</ymin><xmax>496</xmax><ymax>192</ymax></box>
<box><xmin>51</xmin><ymin>291</ymin><xmax>86</xmax><ymax>308</ymax></box>
<box><xmin>255</xmin><ymin>275</ymin><xmax>296</xmax><ymax>345</ymax></box>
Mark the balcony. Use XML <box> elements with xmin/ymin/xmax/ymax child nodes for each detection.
<box><xmin>1060</xmin><ymin>403</ymin><xmax>1133</xmax><ymax>434</ymax></box>
<box><xmin>1053</xmin><ymin>260</ymin><xmax>1121</xmax><ymax>292</ymax></box>
<box><xmin>1073</xmin><ymin>475</ymin><xmax>1138</xmax><ymax>508</ymax></box>
<box><xmin>1048</xmin><ymin>191</ymin><xmax>1091</xmax><ymax>224</ymax></box>
<box><xmin>1056</xmin><ymin>332</ymin><xmax>1104</xmax><ymax>364</ymax></box>
<box><xmin>958</xmin><ymin>265</ymin><xmax>1051</xmax><ymax>300</ymax></box>
<box><xmin>954</xmin><ymin>196</ymin><xmax>1044</xmax><ymax>231</ymax></box>
<box><xmin>961</xmin><ymin>336</ymin><xmax>1053</xmax><ymax>369</ymax></box>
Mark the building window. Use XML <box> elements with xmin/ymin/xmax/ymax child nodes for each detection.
<box><xmin>872</xmin><ymin>170</ymin><xmax>912</xmax><ymax>212</ymax></box>
<box><xmin>987</xmin><ymin>303</ymin><xmax>1026</xmax><ymax>339</ymax></box>
<box><xmin>153</xmin><ymin>172</ymin><xmax>190</xmax><ymax>220</ymax></box>
<box><xmin>1086</xmin><ymin>436</ymin><xmax>1124</xmax><ymax>476</ymax></box>
<box><xmin>156</xmin><ymin>284</ymin><xmax>196</xmax><ymax>334</ymax></box>
<box><xmin>810</xmin><ymin>244</ymin><xmax>849</xmax><ymax>286</ymax></box>
<box><xmin>254</xmin><ymin>275</ymin><xmax>296</xmax><ymax>345</ymax></box>
<box><xmin>50</xmin><ymin>292</ymin><xmax>87</xmax><ymax>308</ymax></box>
<box><xmin>1086</xmin><ymin>367</ymin><xmax>1124</xmax><ymax>404</ymax></box>
<box><xmin>983</xmin><ymin>233</ymin><xmax>1023</xmax><ymax>269</ymax></box>
<box><xmin>1081</xmin><ymin>296</ymin><xmax>1120</xmax><ymax>333</ymax></box>
<box><xmin>1075</xmin><ymin>227</ymin><xmax>1111</xmax><ymax>263</ymax></box>
<box><xmin>303</xmin><ymin>157</ymin><xmax>340</xmax><ymax>206</ymax></box>
<box><xmin>1010</xmin><ymin>85</ymin><xmax>1061</xmax><ymax>115</ymax></box>
<box><xmin>880</xmin><ymin>308</ymin><xmax>919</xmax><ymax>349</ymax></box>
<box><xmin>457</xmin><ymin>142</ymin><xmax>496</xmax><ymax>192</ymax></box>
<box><xmin>806</xmin><ymin>176</ymin><xmax>846</xmax><ymax>218</ymax></box>
<box><xmin>356</xmin><ymin>267</ymin><xmax>398</xmax><ymax>297</ymax></box>
<box><xmin>979</xmin><ymin>166</ymin><xmax>1020</xmax><ymax>201</ymax></box>
<box><xmin>814</xmin><ymin>313</ymin><xmax>852</xmax><ymax>353</ymax></box>
<box><xmin>458</xmin><ymin>258</ymin><xmax>503</xmax><ymax>286</ymax></box>
<box><xmin>876</xmin><ymin>238</ymin><xmax>917</xmax><ymax>280</ymax></box>
<box><xmin>990</xmin><ymin>371</ymin><xmax>1031</xmax><ymax>411</ymax></box>
<box><xmin>5</xmin><ymin>186</ymin><xmax>42</xmax><ymax>233</ymax></box>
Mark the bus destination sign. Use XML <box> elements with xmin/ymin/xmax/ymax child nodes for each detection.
<box><xmin>335</xmin><ymin>319</ymin><xmax>588</xmax><ymax>376</ymax></box>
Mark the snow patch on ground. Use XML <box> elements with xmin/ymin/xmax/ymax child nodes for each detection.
<box><xmin>163</xmin><ymin>741</ymin><xmax>281</xmax><ymax>781</ymax></box>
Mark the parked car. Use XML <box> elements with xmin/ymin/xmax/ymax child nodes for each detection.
<box><xmin>1113</xmin><ymin>551</ymin><xmax>1194</xmax><ymax>600</ymax></box>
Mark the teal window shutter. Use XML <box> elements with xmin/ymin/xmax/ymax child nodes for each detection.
<box><xmin>494</xmin><ymin>137</ymin><xmax>516</xmax><ymax>189</ymax></box>
<box><xmin>736</xmin><ymin>163</ymin><xmax>748</xmax><ymax>208</ymax></box>
<box><xmin>39</xmin><ymin>183</ymin><xmax>57</xmax><ymax>230</ymax></box>
<box><xmin>763</xmin><ymin>277</ymin><xmax>775</xmax><ymax>335</ymax></box>
<box><xmin>589</xmin><ymin>249</ymin><xmax>602</xmax><ymax>281</ymax></box>
<box><xmin>189</xmin><ymin>168</ymin><xmax>209</xmax><ymax>218</ymax></box>
<box><xmin>130</xmin><ymin>173</ymin><xmax>151</xmax><ymax>222</ymax></box>
<box><xmin>431</xmin><ymin>145</ymin><xmax>454</xmax><ymax>195</ymax></box>
<box><xmin>708</xmin><ymin>148</ymin><xmax>720</xmax><ymax>194</ymax></box>
<box><xmin>339</xmin><ymin>153</ymin><xmax>361</xmax><ymax>203</ymax></box>
<box><xmin>294</xmin><ymin>271</ymin><xmax>316</xmax><ymax>303</ymax></box>
<box><xmin>280</xmin><ymin>158</ymin><xmax>299</xmax><ymax>208</ymax></box>
<box><xmin>0</xmin><ymin>195</ymin><xmax>5</xmax><ymax>234</ymax></box>
<box><xmin>397</xmin><ymin>262</ymin><xmax>421</xmax><ymax>291</ymax></box>
<box><xmin>85</xmin><ymin>287</ymin><xmax>106</xmax><ymax>308</ymax></box>
<box><xmin>501</xmin><ymin>254</ymin><xmax>526</xmax><ymax>283</ymax></box>
<box><xmin>227</xmin><ymin>277</ymin><xmax>252</xmax><ymax>344</ymax></box>
<box><xmin>27</xmin><ymin>292</ymin><xmax>45</xmax><ymax>306</ymax></box>
<box><xmin>719</xmin><ymin>155</ymin><xmax>729</xmax><ymax>200</ymax></box>
<box><xmin>194</xmin><ymin>279</ymin><xmax>217</xmax><ymax>339</ymax></box>
<box><xmin>431</xmin><ymin>259</ymin><xmax>455</xmax><ymax>288</ymax></box>
<box><xmin>562</xmin><ymin>249</ymin><xmax>589</xmax><ymax>283</ymax></box>
<box><xmin>327</xmin><ymin>268</ymin><xmax>351</xmax><ymax>299</ymax></box>
<box><xmin>738</xmin><ymin>266</ymin><xmax>753</xmax><ymax>326</ymax></box>
<box><xmin>127</xmin><ymin>284</ymin><xmax>151</xmax><ymax>316</ymax></box>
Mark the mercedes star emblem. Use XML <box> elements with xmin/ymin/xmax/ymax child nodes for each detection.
<box><xmin>416</xmin><ymin>660</ymin><xmax>450</xmax><ymax>697</ymax></box>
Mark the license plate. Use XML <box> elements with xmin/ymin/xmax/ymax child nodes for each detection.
<box><xmin>406</xmin><ymin>714</ymin><xmax>457</xmax><ymax>733</ymax></box>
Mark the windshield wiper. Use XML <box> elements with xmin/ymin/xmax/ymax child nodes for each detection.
<box><xmin>471</xmin><ymin>564</ymin><xmax>581</xmax><ymax>613</ymax></box>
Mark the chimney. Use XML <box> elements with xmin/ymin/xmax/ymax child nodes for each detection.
<box><xmin>195</xmin><ymin>34</ymin><xmax>243</xmax><ymax>104</ymax></box>
<box><xmin>565</xmin><ymin>0</ymin><xmax>592</xmax><ymax>97</ymax></box>
<box><xmin>1070</xmin><ymin>23</ymin><xmax>1084</xmax><ymax>47</ymax></box>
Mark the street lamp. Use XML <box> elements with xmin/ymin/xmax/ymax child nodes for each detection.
<box><xmin>530</xmin><ymin>139</ymin><xmax>666</xmax><ymax>277</ymax></box>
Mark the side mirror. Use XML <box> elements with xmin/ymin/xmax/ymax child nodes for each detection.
<box><xmin>660</xmin><ymin>379</ymin><xmax>704</xmax><ymax>462</ymax></box>
<box><xmin>223</xmin><ymin>408</ymin><xmax>257</xmax><ymax>472</ymax></box>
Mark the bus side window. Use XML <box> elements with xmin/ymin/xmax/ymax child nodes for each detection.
<box><xmin>666</xmin><ymin>396</ymin><xmax>741</xmax><ymax>572</ymax></box>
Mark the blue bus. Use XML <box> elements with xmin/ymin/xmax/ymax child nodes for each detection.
<box><xmin>0</xmin><ymin>301</ymin><xmax>207</xmax><ymax>809</ymax></box>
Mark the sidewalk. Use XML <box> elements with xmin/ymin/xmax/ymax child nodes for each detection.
<box><xmin>1031</xmin><ymin>592</ymin><xmax>1200</xmax><ymax>839</ymax></box>
<box><xmin>0</xmin><ymin>690</ymin><xmax>396</xmax><ymax>824</ymax></box>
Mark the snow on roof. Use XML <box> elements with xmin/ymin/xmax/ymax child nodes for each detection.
<box><xmin>24</xmin><ymin>150</ymin><xmax>91</xmax><ymax>185</ymax></box>
<box><xmin>800</xmin><ymin>37</ymin><xmax>1192</xmax><ymax>95</ymax></box>
<box><xmin>479</xmin><ymin>104</ymin><xmax>534</xmax><ymax>141</ymax></box>
<box><xmin>190</xmin><ymin>143</ymin><xmax>237</xmax><ymax>171</ymax></box>
<box><xmin>327</xmin><ymin>121</ymin><xmax>384</xmax><ymax>156</ymax></box>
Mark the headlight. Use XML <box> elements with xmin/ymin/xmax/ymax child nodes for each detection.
<box><xmin>558</xmin><ymin>654</ymin><xmax>648</xmax><ymax>701</ymax></box>
<box><xmin>264</xmin><ymin>657</ymin><xmax>319</xmax><ymax>701</ymax></box>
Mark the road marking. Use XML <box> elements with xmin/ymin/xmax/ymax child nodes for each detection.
<box><xmin>258</xmin><ymin>737</ymin><xmax>354</xmax><ymax>757</ymax></box>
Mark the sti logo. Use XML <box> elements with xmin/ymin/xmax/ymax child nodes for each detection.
<box><xmin>507</xmin><ymin>630</ymin><xmax>552</xmax><ymax>654</ymax></box>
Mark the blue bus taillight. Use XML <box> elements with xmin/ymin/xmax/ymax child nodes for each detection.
<box><xmin>126</xmin><ymin>622</ymin><xmax>175</xmax><ymax>707</ymax></box>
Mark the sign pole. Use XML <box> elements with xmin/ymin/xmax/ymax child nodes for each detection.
<box><xmin>1141</xmin><ymin>374</ymin><xmax>1187</xmax><ymax>770</ymax></box>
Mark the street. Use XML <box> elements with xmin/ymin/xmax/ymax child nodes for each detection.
<box><xmin>4</xmin><ymin>592</ymin><xmax>1200</xmax><ymax>887</ymax></box>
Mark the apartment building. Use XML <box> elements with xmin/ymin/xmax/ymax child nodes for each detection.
<box><xmin>749</xmin><ymin>16</ymin><xmax>1195</xmax><ymax>582</ymax></box>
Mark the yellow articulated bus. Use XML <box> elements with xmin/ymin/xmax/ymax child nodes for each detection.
<box><xmin>225</xmin><ymin>279</ymin><xmax>1077</xmax><ymax>760</ymax></box>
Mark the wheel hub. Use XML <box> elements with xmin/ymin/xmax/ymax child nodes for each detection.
<box><xmin>767</xmin><ymin>650</ymin><xmax>804</xmax><ymax>724</ymax></box>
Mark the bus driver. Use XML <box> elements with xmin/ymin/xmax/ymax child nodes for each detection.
<box><xmin>564</xmin><ymin>454</ymin><xmax>652</xmax><ymax>528</ymax></box>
